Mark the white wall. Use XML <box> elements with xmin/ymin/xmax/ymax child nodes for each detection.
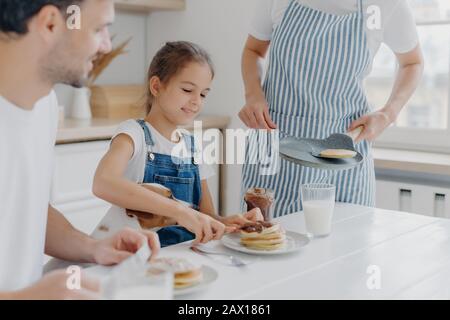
<box><xmin>146</xmin><ymin>0</ymin><xmax>259</xmax><ymax>214</ymax></box>
<box><xmin>55</xmin><ymin>11</ymin><xmax>149</xmax><ymax>111</ymax></box>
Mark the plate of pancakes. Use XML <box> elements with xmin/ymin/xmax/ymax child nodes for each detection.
<box><xmin>221</xmin><ymin>221</ymin><xmax>310</xmax><ymax>255</ymax></box>
<box><xmin>150</xmin><ymin>257</ymin><xmax>218</xmax><ymax>296</ymax></box>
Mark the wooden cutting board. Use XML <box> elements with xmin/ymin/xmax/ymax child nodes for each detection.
<box><xmin>90</xmin><ymin>84</ymin><xmax>147</xmax><ymax>119</ymax></box>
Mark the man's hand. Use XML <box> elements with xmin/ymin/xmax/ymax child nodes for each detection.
<box><xmin>92</xmin><ymin>228</ymin><xmax>160</xmax><ymax>266</ymax></box>
<box><xmin>13</xmin><ymin>270</ymin><xmax>100</xmax><ymax>300</ymax></box>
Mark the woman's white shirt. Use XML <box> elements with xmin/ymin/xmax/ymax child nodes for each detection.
<box><xmin>250</xmin><ymin>0</ymin><xmax>419</xmax><ymax>75</ymax></box>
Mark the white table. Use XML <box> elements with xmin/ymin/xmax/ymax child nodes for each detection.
<box><xmin>48</xmin><ymin>203</ymin><xmax>450</xmax><ymax>299</ymax></box>
<box><xmin>159</xmin><ymin>203</ymin><xmax>450</xmax><ymax>300</ymax></box>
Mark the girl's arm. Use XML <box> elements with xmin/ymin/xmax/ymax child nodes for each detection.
<box><xmin>93</xmin><ymin>134</ymin><xmax>226</xmax><ymax>243</ymax></box>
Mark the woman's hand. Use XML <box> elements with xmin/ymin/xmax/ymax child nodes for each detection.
<box><xmin>219</xmin><ymin>208</ymin><xmax>264</xmax><ymax>232</ymax></box>
<box><xmin>239</xmin><ymin>92</ymin><xmax>277</xmax><ymax>130</ymax></box>
<box><xmin>348</xmin><ymin>109</ymin><xmax>394</xmax><ymax>143</ymax></box>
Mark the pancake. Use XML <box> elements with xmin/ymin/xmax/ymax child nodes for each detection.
<box><xmin>150</xmin><ymin>257</ymin><xmax>203</xmax><ymax>289</ymax></box>
<box><xmin>239</xmin><ymin>221</ymin><xmax>286</xmax><ymax>251</ymax></box>
<box><xmin>319</xmin><ymin>149</ymin><xmax>357</xmax><ymax>159</ymax></box>
<box><xmin>240</xmin><ymin>233</ymin><xmax>286</xmax><ymax>245</ymax></box>
<box><xmin>243</xmin><ymin>241</ymin><xmax>286</xmax><ymax>251</ymax></box>
<box><xmin>240</xmin><ymin>223</ymin><xmax>281</xmax><ymax>238</ymax></box>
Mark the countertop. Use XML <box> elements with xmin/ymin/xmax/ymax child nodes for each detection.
<box><xmin>373</xmin><ymin>147</ymin><xmax>450</xmax><ymax>176</ymax></box>
<box><xmin>46</xmin><ymin>202</ymin><xmax>450</xmax><ymax>299</ymax></box>
<box><xmin>56</xmin><ymin>115</ymin><xmax>231</xmax><ymax>144</ymax></box>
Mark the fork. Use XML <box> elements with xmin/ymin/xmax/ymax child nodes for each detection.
<box><xmin>190</xmin><ymin>246</ymin><xmax>248</xmax><ymax>267</ymax></box>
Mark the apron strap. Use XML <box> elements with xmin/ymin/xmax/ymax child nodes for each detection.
<box><xmin>357</xmin><ymin>0</ymin><xmax>364</xmax><ymax>18</ymax></box>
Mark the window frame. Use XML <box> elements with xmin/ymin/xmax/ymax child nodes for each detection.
<box><xmin>372</xmin><ymin>18</ymin><xmax>450</xmax><ymax>154</ymax></box>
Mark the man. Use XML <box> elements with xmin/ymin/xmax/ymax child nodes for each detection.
<box><xmin>0</xmin><ymin>0</ymin><xmax>160</xmax><ymax>299</ymax></box>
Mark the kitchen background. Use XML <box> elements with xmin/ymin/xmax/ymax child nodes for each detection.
<box><xmin>51</xmin><ymin>0</ymin><xmax>450</xmax><ymax>238</ymax></box>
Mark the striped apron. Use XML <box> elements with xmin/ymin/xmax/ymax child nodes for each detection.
<box><xmin>242</xmin><ymin>0</ymin><xmax>376</xmax><ymax>217</ymax></box>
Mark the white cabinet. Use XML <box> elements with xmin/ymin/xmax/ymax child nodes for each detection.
<box><xmin>376</xmin><ymin>179</ymin><xmax>450</xmax><ymax>218</ymax></box>
<box><xmin>51</xmin><ymin>141</ymin><xmax>111</xmax><ymax>235</ymax></box>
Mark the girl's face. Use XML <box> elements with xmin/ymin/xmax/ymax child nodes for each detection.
<box><xmin>153</xmin><ymin>62</ymin><xmax>213</xmax><ymax>126</ymax></box>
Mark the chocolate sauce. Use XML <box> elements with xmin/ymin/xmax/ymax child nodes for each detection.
<box><xmin>244</xmin><ymin>188</ymin><xmax>274</xmax><ymax>221</ymax></box>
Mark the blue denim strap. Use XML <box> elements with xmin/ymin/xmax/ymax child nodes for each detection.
<box><xmin>136</xmin><ymin>119</ymin><xmax>155</xmax><ymax>146</ymax></box>
<box><xmin>181</xmin><ymin>134</ymin><xmax>197</xmax><ymax>160</ymax></box>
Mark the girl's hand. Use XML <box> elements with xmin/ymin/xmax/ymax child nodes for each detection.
<box><xmin>177</xmin><ymin>210</ymin><xmax>229</xmax><ymax>244</ymax></box>
<box><xmin>219</xmin><ymin>208</ymin><xmax>264</xmax><ymax>232</ymax></box>
<box><xmin>239</xmin><ymin>92</ymin><xmax>277</xmax><ymax>130</ymax></box>
<box><xmin>348</xmin><ymin>110</ymin><xmax>394</xmax><ymax>143</ymax></box>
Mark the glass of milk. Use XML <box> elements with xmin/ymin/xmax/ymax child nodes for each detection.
<box><xmin>104</xmin><ymin>266</ymin><xmax>173</xmax><ymax>300</ymax></box>
<box><xmin>301</xmin><ymin>183</ymin><xmax>336</xmax><ymax>238</ymax></box>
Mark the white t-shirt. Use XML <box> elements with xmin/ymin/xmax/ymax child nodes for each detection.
<box><xmin>113</xmin><ymin>119</ymin><xmax>214</xmax><ymax>184</ymax></box>
<box><xmin>90</xmin><ymin>120</ymin><xmax>215</xmax><ymax>240</ymax></box>
<box><xmin>0</xmin><ymin>91</ymin><xmax>58</xmax><ymax>291</ymax></box>
<box><xmin>250</xmin><ymin>0</ymin><xmax>419</xmax><ymax>75</ymax></box>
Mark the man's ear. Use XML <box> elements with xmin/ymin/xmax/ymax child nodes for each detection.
<box><xmin>149</xmin><ymin>76</ymin><xmax>163</xmax><ymax>97</ymax></box>
<box><xmin>28</xmin><ymin>5</ymin><xmax>66</xmax><ymax>42</ymax></box>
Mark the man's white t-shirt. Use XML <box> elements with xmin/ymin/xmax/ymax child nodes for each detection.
<box><xmin>0</xmin><ymin>91</ymin><xmax>58</xmax><ymax>291</ymax></box>
<box><xmin>250</xmin><ymin>0</ymin><xmax>419</xmax><ymax>75</ymax></box>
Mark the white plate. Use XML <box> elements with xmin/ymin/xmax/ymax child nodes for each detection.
<box><xmin>174</xmin><ymin>265</ymin><xmax>218</xmax><ymax>296</ymax></box>
<box><xmin>85</xmin><ymin>264</ymin><xmax>218</xmax><ymax>297</ymax></box>
<box><xmin>221</xmin><ymin>230</ymin><xmax>310</xmax><ymax>255</ymax></box>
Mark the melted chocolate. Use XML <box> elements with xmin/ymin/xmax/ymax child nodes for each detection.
<box><xmin>241</xmin><ymin>221</ymin><xmax>274</xmax><ymax>233</ymax></box>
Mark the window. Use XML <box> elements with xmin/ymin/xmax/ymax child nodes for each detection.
<box><xmin>366</xmin><ymin>0</ymin><xmax>450</xmax><ymax>151</ymax></box>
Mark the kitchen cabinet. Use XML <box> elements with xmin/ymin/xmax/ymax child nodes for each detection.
<box><xmin>51</xmin><ymin>141</ymin><xmax>111</xmax><ymax>235</ymax></box>
<box><xmin>114</xmin><ymin>0</ymin><xmax>185</xmax><ymax>12</ymax></box>
<box><xmin>376</xmin><ymin>179</ymin><xmax>450</xmax><ymax>218</ymax></box>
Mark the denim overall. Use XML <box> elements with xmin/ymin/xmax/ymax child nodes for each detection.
<box><xmin>136</xmin><ymin>119</ymin><xmax>201</xmax><ymax>247</ymax></box>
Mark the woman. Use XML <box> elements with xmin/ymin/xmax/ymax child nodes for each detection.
<box><xmin>240</xmin><ymin>0</ymin><xmax>424</xmax><ymax>216</ymax></box>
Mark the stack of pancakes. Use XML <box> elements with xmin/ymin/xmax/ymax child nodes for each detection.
<box><xmin>150</xmin><ymin>257</ymin><xmax>203</xmax><ymax>289</ymax></box>
<box><xmin>240</xmin><ymin>221</ymin><xmax>286</xmax><ymax>251</ymax></box>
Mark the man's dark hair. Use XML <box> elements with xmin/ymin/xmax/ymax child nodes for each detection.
<box><xmin>0</xmin><ymin>0</ymin><xmax>83</xmax><ymax>35</ymax></box>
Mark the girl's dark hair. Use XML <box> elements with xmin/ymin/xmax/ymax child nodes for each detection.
<box><xmin>0</xmin><ymin>0</ymin><xmax>82</xmax><ymax>35</ymax></box>
<box><xmin>145</xmin><ymin>41</ymin><xmax>215</xmax><ymax>114</ymax></box>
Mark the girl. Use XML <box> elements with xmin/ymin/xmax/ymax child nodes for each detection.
<box><xmin>92</xmin><ymin>41</ymin><xmax>262</xmax><ymax>247</ymax></box>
